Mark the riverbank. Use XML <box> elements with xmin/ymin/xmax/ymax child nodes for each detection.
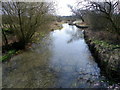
<box><xmin>1</xmin><ymin>21</ymin><xmax>63</xmax><ymax>62</ymax></box>
<box><xmin>2</xmin><ymin>23</ymin><xmax>112</xmax><ymax>88</ymax></box>
<box><xmin>50</xmin><ymin>21</ymin><xmax>64</xmax><ymax>31</ymax></box>
<box><xmin>84</xmin><ymin>29</ymin><xmax>120</xmax><ymax>84</ymax></box>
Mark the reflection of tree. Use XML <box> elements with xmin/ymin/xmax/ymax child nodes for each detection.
<box><xmin>65</xmin><ymin>26</ymin><xmax>84</xmax><ymax>44</ymax></box>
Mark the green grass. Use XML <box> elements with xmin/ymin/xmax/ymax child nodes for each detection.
<box><xmin>2</xmin><ymin>28</ymin><xmax>10</xmax><ymax>31</ymax></box>
<box><xmin>0</xmin><ymin>50</ymin><xmax>16</xmax><ymax>62</ymax></box>
<box><xmin>92</xmin><ymin>40</ymin><xmax>120</xmax><ymax>49</ymax></box>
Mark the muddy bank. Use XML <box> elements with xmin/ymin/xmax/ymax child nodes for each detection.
<box><xmin>84</xmin><ymin>30</ymin><xmax>120</xmax><ymax>83</ymax></box>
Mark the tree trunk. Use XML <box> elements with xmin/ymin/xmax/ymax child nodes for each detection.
<box><xmin>2</xmin><ymin>30</ymin><xmax>8</xmax><ymax>46</ymax></box>
<box><xmin>108</xmin><ymin>17</ymin><xmax>118</xmax><ymax>33</ymax></box>
<box><xmin>18</xmin><ymin>9</ymin><xmax>25</xmax><ymax>45</ymax></box>
<box><xmin>81</xmin><ymin>17</ymin><xmax>84</xmax><ymax>22</ymax></box>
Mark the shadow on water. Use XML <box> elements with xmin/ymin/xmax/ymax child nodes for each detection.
<box><xmin>3</xmin><ymin>23</ymin><xmax>109</xmax><ymax>88</ymax></box>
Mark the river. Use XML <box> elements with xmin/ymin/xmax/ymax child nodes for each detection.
<box><xmin>3</xmin><ymin>24</ymin><xmax>110</xmax><ymax>88</ymax></box>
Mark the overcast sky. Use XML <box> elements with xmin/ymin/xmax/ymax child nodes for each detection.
<box><xmin>2</xmin><ymin>0</ymin><xmax>113</xmax><ymax>16</ymax></box>
<box><xmin>54</xmin><ymin>0</ymin><xmax>78</xmax><ymax>16</ymax></box>
<box><xmin>53</xmin><ymin>0</ymin><xmax>115</xmax><ymax>16</ymax></box>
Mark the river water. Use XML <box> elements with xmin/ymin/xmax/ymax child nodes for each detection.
<box><xmin>3</xmin><ymin>24</ymin><xmax>110</xmax><ymax>88</ymax></box>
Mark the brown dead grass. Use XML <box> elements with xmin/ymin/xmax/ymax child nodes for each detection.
<box><xmin>86</xmin><ymin>29</ymin><xmax>120</xmax><ymax>45</ymax></box>
<box><xmin>50</xmin><ymin>21</ymin><xmax>64</xmax><ymax>30</ymax></box>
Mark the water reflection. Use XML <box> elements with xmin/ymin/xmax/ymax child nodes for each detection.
<box><xmin>2</xmin><ymin>23</ymin><xmax>109</xmax><ymax>88</ymax></box>
<box><xmin>48</xmin><ymin>24</ymin><xmax>107</xmax><ymax>88</ymax></box>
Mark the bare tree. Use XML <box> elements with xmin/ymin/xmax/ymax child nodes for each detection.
<box><xmin>89</xmin><ymin>0</ymin><xmax>120</xmax><ymax>34</ymax></box>
<box><xmin>2</xmin><ymin>2</ymin><xmax>54</xmax><ymax>48</ymax></box>
<box><xmin>68</xmin><ymin>5</ymin><xmax>85</xmax><ymax>22</ymax></box>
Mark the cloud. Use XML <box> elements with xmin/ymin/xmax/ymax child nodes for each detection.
<box><xmin>54</xmin><ymin>0</ymin><xmax>77</xmax><ymax>16</ymax></box>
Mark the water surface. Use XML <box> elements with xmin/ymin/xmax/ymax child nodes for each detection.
<box><xmin>3</xmin><ymin>24</ymin><xmax>109</xmax><ymax>88</ymax></box>
<box><xmin>47</xmin><ymin>24</ymin><xmax>107</xmax><ymax>88</ymax></box>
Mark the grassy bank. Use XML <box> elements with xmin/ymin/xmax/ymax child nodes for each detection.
<box><xmin>84</xmin><ymin>29</ymin><xmax>120</xmax><ymax>83</ymax></box>
<box><xmin>1</xmin><ymin>21</ymin><xmax>63</xmax><ymax>62</ymax></box>
<box><xmin>50</xmin><ymin>21</ymin><xmax>64</xmax><ymax>31</ymax></box>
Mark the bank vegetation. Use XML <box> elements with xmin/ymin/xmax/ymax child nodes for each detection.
<box><xmin>1</xmin><ymin>2</ymin><xmax>55</xmax><ymax>61</ymax></box>
<box><xmin>69</xmin><ymin>0</ymin><xmax>120</xmax><ymax>83</ymax></box>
